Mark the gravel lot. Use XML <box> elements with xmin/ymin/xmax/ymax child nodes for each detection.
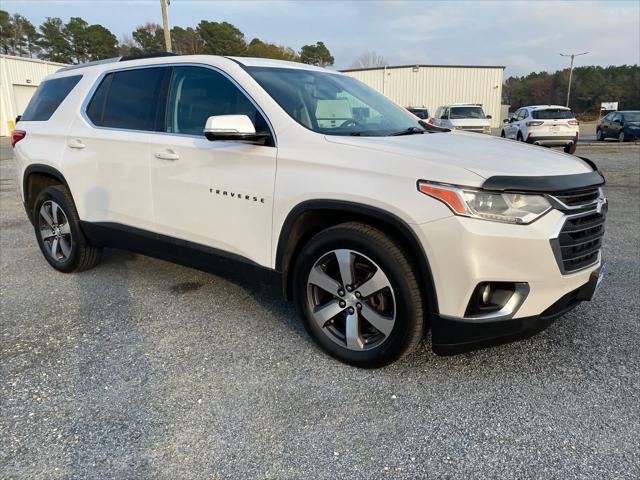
<box><xmin>1</xmin><ymin>139</ymin><xmax>638</xmax><ymax>479</ymax></box>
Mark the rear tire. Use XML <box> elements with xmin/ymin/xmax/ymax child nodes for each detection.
<box><xmin>292</xmin><ymin>222</ymin><xmax>425</xmax><ymax>368</ymax></box>
<box><xmin>517</xmin><ymin>131</ymin><xmax>524</xmax><ymax>142</ymax></box>
<box><xmin>564</xmin><ymin>143</ymin><xmax>577</xmax><ymax>155</ymax></box>
<box><xmin>33</xmin><ymin>185</ymin><xmax>102</xmax><ymax>273</ymax></box>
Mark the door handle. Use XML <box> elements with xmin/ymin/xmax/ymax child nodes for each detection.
<box><xmin>154</xmin><ymin>150</ymin><xmax>180</xmax><ymax>161</ymax></box>
<box><xmin>68</xmin><ymin>139</ymin><xmax>86</xmax><ymax>149</ymax></box>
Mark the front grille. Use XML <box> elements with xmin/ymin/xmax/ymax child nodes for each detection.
<box><xmin>552</xmin><ymin>187</ymin><xmax>600</xmax><ymax>207</ymax></box>
<box><xmin>554</xmin><ymin>211</ymin><xmax>605</xmax><ymax>273</ymax></box>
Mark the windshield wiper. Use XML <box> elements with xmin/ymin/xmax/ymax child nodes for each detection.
<box><xmin>390</xmin><ymin>127</ymin><xmax>426</xmax><ymax>136</ymax></box>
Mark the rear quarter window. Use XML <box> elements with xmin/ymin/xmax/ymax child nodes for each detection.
<box><xmin>20</xmin><ymin>75</ymin><xmax>82</xmax><ymax>121</ymax></box>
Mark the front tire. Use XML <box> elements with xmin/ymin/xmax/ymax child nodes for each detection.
<box><xmin>500</xmin><ymin>130</ymin><xmax>506</xmax><ymax>138</ymax></box>
<box><xmin>292</xmin><ymin>222</ymin><xmax>425</xmax><ymax>368</ymax></box>
<box><xmin>619</xmin><ymin>131</ymin><xmax>626</xmax><ymax>142</ymax></box>
<box><xmin>33</xmin><ymin>185</ymin><xmax>102</xmax><ymax>273</ymax></box>
<box><xmin>596</xmin><ymin>128</ymin><xmax>604</xmax><ymax>141</ymax></box>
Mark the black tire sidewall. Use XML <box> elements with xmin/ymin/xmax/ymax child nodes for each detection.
<box><xmin>619</xmin><ymin>131</ymin><xmax>625</xmax><ymax>142</ymax></box>
<box><xmin>292</xmin><ymin>227</ymin><xmax>421</xmax><ymax>368</ymax></box>
<box><xmin>33</xmin><ymin>187</ymin><xmax>83</xmax><ymax>273</ymax></box>
<box><xmin>596</xmin><ymin>128</ymin><xmax>603</xmax><ymax>141</ymax></box>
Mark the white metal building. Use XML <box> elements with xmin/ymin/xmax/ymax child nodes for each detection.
<box><xmin>0</xmin><ymin>55</ymin><xmax>67</xmax><ymax>137</ymax></box>
<box><xmin>341</xmin><ymin>64</ymin><xmax>505</xmax><ymax>128</ymax></box>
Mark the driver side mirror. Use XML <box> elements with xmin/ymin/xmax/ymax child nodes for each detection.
<box><xmin>502</xmin><ymin>118</ymin><xmax>509</xmax><ymax>124</ymax></box>
<box><xmin>204</xmin><ymin>115</ymin><xmax>270</xmax><ymax>143</ymax></box>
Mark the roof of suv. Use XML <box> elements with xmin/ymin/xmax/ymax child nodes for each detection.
<box><xmin>56</xmin><ymin>54</ymin><xmax>336</xmax><ymax>75</ymax></box>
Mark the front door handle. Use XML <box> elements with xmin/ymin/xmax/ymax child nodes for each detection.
<box><xmin>154</xmin><ymin>150</ymin><xmax>180</xmax><ymax>161</ymax></box>
<box><xmin>68</xmin><ymin>139</ymin><xmax>86</xmax><ymax>149</ymax></box>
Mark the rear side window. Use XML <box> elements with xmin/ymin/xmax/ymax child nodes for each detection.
<box><xmin>21</xmin><ymin>75</ymin><xmax>82</xmax><ymax>121</ymax></box>
<box><xmin>532</xmin><ymin>109</ymin><xmax>574</xmax><ymax>120</ymax></box>
<box><xmin>86</xmin><ymin>67</ymin><xmax>170</xmax><ymax>131</ymax></box>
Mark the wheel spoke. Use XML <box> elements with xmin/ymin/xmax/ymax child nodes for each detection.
<box><xmin>40</xmin><ymin>204</ymin><xmax>54</xmax><ymax>227</ymax></box>
<box><xmin>345</xmin><ymin>312</ymin><xmax>364</xmax><ymax>349</ymax></box>
<box><xmin>58</xmin><ymin>222</ymin><xmax>71</xmax><ymax>236</ymax></box>
<box><xmin>312</xmin><ymin>299</ymin><xmax>344</xmax><ymax>328</ymax></box>
<box><xmin>308</xmin><ymin>266</ymin><xmax>341</xmax><ymax>295</ymax></box>
<box><xmin>51</xmin><ymin>203</ymin><xmax>60</xmax><ymax>224</ymax></box>
<box><xmin>360</xmin><ymin>303</ymin><xmax>394</xmax><ymax>337</ymax></box>
<box><xmin>40</xmin><ymin>228</ymin><xmax>55</xmax><ymax>240</ymax></box>
<box><xmin>335</xmin><ymin>249</ymin><xmax>355</xmax><ymax>287</ymax></box>
<box><xmin>50</xmin><ymin>238</ymin><xmax>59</xmax><ymax>259</ymax></box>
<box><xmin>357</xmin><ymin>268</ymin><xmax>391</xmax><ymax>298</ymax></box>
<box><xmin>59</xmin><ymin>237</ymin><xmax>72</xmax><ymax>258</ymax></box>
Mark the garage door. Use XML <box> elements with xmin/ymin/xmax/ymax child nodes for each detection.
<box><xmin>13</xmin><ymin>84</ymin><xmax>38</xmax><ymax>115</ymax></box>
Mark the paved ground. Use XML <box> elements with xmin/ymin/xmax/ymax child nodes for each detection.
<box><xmin>1</xmin><ymin>139</ymin><xmax>639</xmax><ymax>479</ymax></box>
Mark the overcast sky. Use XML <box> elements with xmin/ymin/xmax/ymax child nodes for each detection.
<box><xmin>3</xmin><ymin>0</ymin><xmax>639</xmax><ymax>76</ymax></box>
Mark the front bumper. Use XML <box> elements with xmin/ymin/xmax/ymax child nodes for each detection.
<box><xmin>526</xmin><ymin>135</ymin><xmax>578</xmax><ymax>146</ymax></box>
<box><xmin>431</xmin><ymin>267</ymin><xmax>602</xmax><ymax>354</ymax></box>
<box><xmin>413</xmin><ymin>208</ymin><xmax>603</xmax><ymax>351</ymax></box>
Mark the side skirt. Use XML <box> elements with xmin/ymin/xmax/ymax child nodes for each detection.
<box><xmin>80</xmin><ymin>221</ymin><xmax>283</xmax><ymax>298</ymax></box>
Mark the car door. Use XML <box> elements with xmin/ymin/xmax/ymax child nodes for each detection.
<box><xmin>65</xmin><ymin>66</ymin><xmax>171</xmax><ymax>230</ymax></box>
<box><xmin>147</xmin><ymin>65</ymin><xmax>277</xmax><ymax>267</ymax></box>
<box><xmin>609</xmin><ymin>113</ymin><xmax>622</xmax><ymax>136</ymax></box>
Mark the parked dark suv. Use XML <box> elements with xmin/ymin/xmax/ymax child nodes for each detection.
<box><xmin>596</xmin><ymin>111</ymin><xmax>640</xmax><ymax>142</ymax></box>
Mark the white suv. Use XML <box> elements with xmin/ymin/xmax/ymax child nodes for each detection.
<box><xmin>432</xmin><ymin>104</ymin><xmax>492</xmax><ymax>134</ymax></box>
<box><xmin>12</xmin><ymin>54</ymin><xmax>607</xmax><ymax>367</ymax></box>
<box><xmin>501</xmin><ymin>105</ymin><xmax>580</xmax><ymax>154</ymax></box>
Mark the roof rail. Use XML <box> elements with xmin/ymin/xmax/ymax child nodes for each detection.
<box><xmin>57</xmin><ymin>57</ymin><xmax>121</xmax><ymax>72</ymax></box>
<box><xmin>120</xmin><ymin>52</ymin><xmax>179</xmax><ymax>62</ymax></box>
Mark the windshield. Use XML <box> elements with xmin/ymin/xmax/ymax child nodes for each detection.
<box><xmin>246</xmin><ymin>67</ymin><xmax>423</xmax><ymax>136</ymax></box>
<box><xmin>623</xmin><ymin>112</ymin><xmax>640</xmax><ymax>122</ymax></box>
<box><xmin>449</xmin><ymin>106</ymin><xmax>486</xmax><ymax>119</ymax></box>
<box><xmin>532</xmin><ymin>109</ymin><xmax>574</xmax><ymax>120</ymax></box>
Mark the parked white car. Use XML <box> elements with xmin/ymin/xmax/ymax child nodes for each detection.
<box><xmin>12</xmin><ymin>54</ymin><xmax>606</xmax><ymax>367</ymax></box>
<box><xmin>501</xmin><ymin>105</ymin><xmax>580</xmax><ymax>154</ymax></box>
<box><xmin>432</xmin><ymin>104</ymin><xmax>492</xmax><ymax>134</ymax></box>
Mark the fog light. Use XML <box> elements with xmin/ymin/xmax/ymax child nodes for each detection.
<box><xmin>464</xmin><ymin>282</ymin><xmax>529</xmax><ymax>318</ymax></box>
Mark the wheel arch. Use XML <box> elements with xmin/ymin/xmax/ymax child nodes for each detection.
<box><xmin>23</xmin><ymin>164</ymin><xmax>71</xmax><ymax>222</ymax></box>
<box><xmin>275</xmin><ymin>199</ymin><xmax>439</xmax><ymax>317</ymax></box>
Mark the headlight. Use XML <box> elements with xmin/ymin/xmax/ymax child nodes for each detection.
<box><xmin>418</xmin><ymin>181</ymin><xmax>551</xmax><ymax>224</ymax></box>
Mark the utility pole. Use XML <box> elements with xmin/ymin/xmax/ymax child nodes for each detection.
<box><xmin>160</xmin><ymin>0</ymin><xmax>172</xmax><ymax>52</ymax></box>
<box><xmin>559</xmin><ymin>51</ymin><xmax>589</xmax><ymax>107</ymax></box>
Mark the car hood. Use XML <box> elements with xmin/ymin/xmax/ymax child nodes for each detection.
<box><xmin>324</xmin><ymin>130</ymin><xmax>593</xmax><ymax>179</ymax></box>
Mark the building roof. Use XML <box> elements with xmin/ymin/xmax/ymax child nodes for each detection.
<box><xmin>0</xmin><ymin>54</ymin><xmax>67</xmax><ymax>67</ymax></box>
<box><xmin>341</xmin><ymin>64</ymin><xmax>505</xmax><ymax>73</ymax></box>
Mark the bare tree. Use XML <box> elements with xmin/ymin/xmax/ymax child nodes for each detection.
<box><xmin>350</xmin><ymin>51</ymin><xmax>388</xmax><ymax>69</ymax></box>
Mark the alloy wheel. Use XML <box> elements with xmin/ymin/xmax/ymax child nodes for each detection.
<box><xmin>619</xmin><ymin>131</ymin><xmax>625</xmax><ymax>142</ymax></box>
<box><xmin>306</xmin><ymin>249</ymin><xmax>396</xmax><ymax>351</ymax></box>
<box><xmin>38</xmin><ymin>200</ymin><xmax>72</xmax><ymax>262</ymax></box>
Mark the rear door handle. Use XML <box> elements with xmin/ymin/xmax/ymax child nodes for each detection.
<box><xmin>68</xmin><ymin>139</ymin><xmax>86</xmax><ymax>149</ymax></box>
<box><xmin>154</xmin><ymin>150</ymin><xmax>180</xmax><ymax>161</ymax></box>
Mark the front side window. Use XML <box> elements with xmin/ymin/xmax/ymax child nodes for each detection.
<box><xmin>21</xmin><ymin>75</ymin><xmax>82</xmax><ymax>121</ymax></box>
<box><xmin>531</xmin><ymin>109</ymin><xmax>574</xmax><ymax>120</ymax></box>
<box><xmin>247</xmin><ymin>67</ymin><xmax>422</xmax><ymax>136</ymax></box>
<box><xmin>86</xmin><ymin>67</ymin><xmax>170</xmax><ymax>131</ymax></box>
<box><xmin>449</xmin><ymin>106</ymin><xmax>486</xmax><ymax>119</ymax></box>
<box><xmin>166</xmin><ymin>66</ymin><xmax>267</xmax><ymax>136</ymax></box>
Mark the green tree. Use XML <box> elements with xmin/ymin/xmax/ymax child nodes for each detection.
<box><xmin>86</xmin><ymin>24</ymin><xmax>118</xmax><ymax>60</ymax></box>
<box><xmin>246</xmin><ymin>38</ymin><xmax>298</xmax><ymax>61</ymax></box>
<box><xmin>21</xmin><ymin>16</ymin><xmax>39</xmax><ymax>57</ymax></box>
<box><xmin>37</xmin><ymin>17</ymin><xmax>71</xmax><ymax>63</ymax></box>
<box><xmin>64</xmin><ymin>16</ymin><xmax>90</xmax><ymax>63</ymax></box>
<box><xmin>132</xmin><ymin>22</ymin><xmax>165</xmax><ymax>53</ymax></box>
<box><xmin>299</xmin><ymin>41</ymin><xmax>334</xmax><ymax>67</ymax></box>
<box><xmin>171</xmin><ymin>26</ymin><xmax>203</xmax><ymax>55</ymax></box>
<box><xmin>197</xmin><ymin>20</ymin><xmax>246</xmax><ymax>56</ymax></box>
<box><xmin>0</xmin><ymin>10</ymin><xmax>12</xmax><ymax>54</ymax></box>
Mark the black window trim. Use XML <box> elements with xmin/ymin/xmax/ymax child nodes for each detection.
<box><xmin>80</xmin><ymin>62</ymin><xmax>277</xmax><ymax>146</ymax></box>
